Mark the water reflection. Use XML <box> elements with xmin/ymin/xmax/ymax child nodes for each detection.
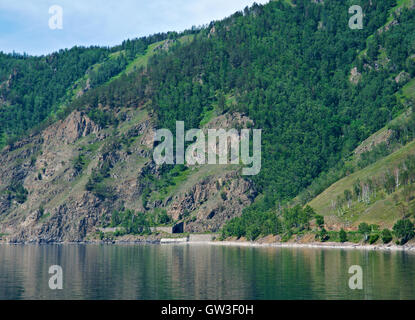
<box><xmin>0</xmin><ymin>244</ymin><xmax>414</xmax><ymax>300</ymax></box>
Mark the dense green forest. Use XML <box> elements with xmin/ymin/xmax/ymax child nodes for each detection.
<box><xmin>1</xmin><ymin>0</ymin><xmax>415</xmax><ymax>241</ymax></box>
<box><xmin>0</xmin><ymin>31</ymin><xmax>189</xmax><ymax>147</ymax></box>
<box><xmin>69</xmin><ymin>0</ymin><xmax>411</xmax><ymax>201</ymax></box>
<box><xmin>0</xmin><ymin>46</ymin><xmax>107</xmax><ymax>145</ymax></box>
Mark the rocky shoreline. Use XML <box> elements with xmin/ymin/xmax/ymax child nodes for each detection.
<box><xmin>200</xmin><ymin>240</ymin><xmax>415</xmax><ymax>252</ymax></box>
<box><xmin>2</xmin><ymin>236</ymin><xmax>415</xmax><ymax>252</ymax></box>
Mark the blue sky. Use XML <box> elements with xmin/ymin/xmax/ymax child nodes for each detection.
<box><xmin>0</xmin><ymin>0</ymin><xmax>269</xmax><ymax>56</ymax></box>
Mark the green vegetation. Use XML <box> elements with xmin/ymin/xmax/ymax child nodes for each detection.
<box><xmin>139</xmin><ymin>164</ymin><xmax>191</xmax><ymax>208</ymax></box>
<box><xmin>2</xmin><ymin>0</ymin><xmax>415</xmax><ymax>245</ymax></box>
<box><xmin>339</xmin><ymin>229</ymin><xmax>347</xmax><ymax>243</ymax></box>
<box><xmin>314</xmin><ymin>223</ymin><xmax>385</xmax><ymax>244</ymax></box>
<box><xmin>154</xmin><ymin>209</ymin><xmax>171</xmax><ymax>225</ymax></box>
<box><xmin>393</xmin><ymin>219</ymin><xmax>415</xmax><ymax>244</ymax></box>
<box><xmin>0</xmin><ymin>47</ymin><xmax>108</xmax><ymax>147</ymax></box>
<box><xmin>121</xmin><ymin>40</ymin><xmax>165</xmax><ymax>76</ymax></box>
<box><xmin>369</xmin><ymin>233</ymin><xmax>380</xmax><ymax>244</ymax></box>
<box><xmin>60</xmin><ymin>1</ymin><xmax>415</xmax><ymax>238</ymax></box>
<box><xmin>7</xmin><ymin>182</ymin><xmax>28</xmax><ymax>204</ymax></box>
<box><xmin>315</xmin><ymin>215</ymin><xmax>324</xmax><ymax>228</ymax></box>
<box><xmin>72</xmin><ymin>154</ymin><xmax>87</xmax><ymax>174</ymax></box>
<box><xmin>108</xmin><ymin>208</ymin><xmax>172</xmax><ymax>236</ymax></box>
<box><xmin>382</xmin><ymin>228</ymin><xmax>393</xmax><ymax>243</ymax></box>
<box><xmin>221</xmin><ymin>204</ymin><xmax>314</xmax><ymax>241</ymax></box>
<box><xmin>86</xmin><ymin>158</ymin><xmax>115</xmax><ymax>200</ymax></box>
<box><xmin>311</xmin><ymin>148</ymin><xmax>415</xmax><ymax>227</ymax></box>
<box><xmin>110</xmin><ymin>209</ymin><xmax>151</xmax><ymax>235</ymax></box>
<box><xmin>71</xmin><ymin>0</ymin><xmax>404</xmax><ymax>206</ymax></box>
<box><xmin>298</xmin><ymin>108</ymin><xmax>415</xmax><ymax>207</ymax></box>
<box><xmin>0</xmin><ymin>30</ymin><xmax>200</xmax><ymax>149</ymax></box>
<box><xmin>317</xmin><ymin>228</ymin><xmax>329</xmax><ymax>242</ymax></box>
<box><xmin>358</xmin><ymin>223</ymin><xmax>371</xmax><ymax>241</ymax></box>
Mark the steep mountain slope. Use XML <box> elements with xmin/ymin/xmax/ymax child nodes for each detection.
<box><xmin>306</xmin><ymin>0</ymin><xmax>415</xmax><ymax>231</ymax></box>
<box><xmin>0</xmin><ymin>106</ymin><xmax>255</xmax><ymax>242</ymax></box>
<box><xmin>309</xmin><ymin>112</ymin><xmax>415</xmax><ymax>229</ymax></box>
<box><xmin>0</xmin><ymin>32</ymin><xmax>191</xmax><ymax>149</ymax></box>
<box><xmin>0</xmin><ymin>0</ymin><xmax>414</xmax><ymax>243</ymax></box>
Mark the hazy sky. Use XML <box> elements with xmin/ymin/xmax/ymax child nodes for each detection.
<box><xmin>0</xmin><ymin>0</ymin><xmax>269</xmax><ymax>56</ymax></box>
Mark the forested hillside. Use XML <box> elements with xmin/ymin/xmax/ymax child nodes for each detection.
<box><xmin>0</xmin><ymin>0</ymin><xmax>414</xmax><ymax>243</ymax></box>
<box><xmin>0</xmin><ymin>32</ymin><xmax>187</xmax><ymax>147</ymax></box>
<box><xmin>70</xmin><ymin>0</ymin><xmax>414</xmax><ymax>204</ymax></box>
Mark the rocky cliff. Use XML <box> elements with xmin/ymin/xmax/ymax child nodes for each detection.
<box><xmin>0</xmin><ymin>107</ymin><xmax>256</xmax><ymax>243</ymax></box>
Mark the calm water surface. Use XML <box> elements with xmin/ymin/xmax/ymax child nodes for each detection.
<box><xmin>0</xmin><ymin>244</ymin><xmax>414</xmax><ymax>300</ymax></box>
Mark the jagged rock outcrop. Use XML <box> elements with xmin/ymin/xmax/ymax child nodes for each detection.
<box><xmin>354</xmin><ymin>129</ymin><xmax>393</xmax><ymax>156</ymax></box>
<box><xmin>166</xmin><ymin>171</ymin><xmax>257</xmax><ymax>232</ymax></box>
<box><xmin>349</xmin><ymin>67</ymin><xmax>362</xmax><ymax>84</ymax></box>
<box><xmin>42</xmin><ymin>111</ymin><xmax>100</xmax><ymax>145</ymax></box>
<box><xmin>0</xmin><ymin>110</ymin><xmax>109</xmax><ymax>242</ymax></box>
<box><xmin>8</xmin><ymin>192</ymin><xmax>105</xmax><ymax>243</ymax></box>
<box><xmin>395</xmin><ymin>71</ymin><xmax>411</xmax><ymax>84</ymax></box>
<box><xmin>0</xmin><ymin>108</ymin><xmax>257</xmax><ymax>242</ymax></box>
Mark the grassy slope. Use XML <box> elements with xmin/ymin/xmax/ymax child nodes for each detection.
<box><xmin>305</xmin><ymin>80</ymin><xmax>414</xmax><ymax>228</ymax></box>
<box><xmin>49</xmin><ymin>34</ymin><xmax>234</xmax><ymax>221</ymax></box>
<box><xmin>309</xmin><ymin>139</ymin><xmax>415</xmax><ymax>227</ymax></box>
<box><xmin>307</xmin><ymin>0</ymin><xmax>415</xmax><ymax>228</ymax></box>
<box><xmin>50</xmin><ymin>36</ymin><xmax>193</xmax><ymax>120</ymax></box>
<box><xmin>308</xmin><ymin>69</ymin><xmax>414</xmax><ymax>228</ymax></box>
<box><xmin>111</xmin><ymin>40</ymin><xmax>164</xmax><ymax>80</ymax></box>
<box><xmin>402</xmin><ymin>78</ymin><xmax>415</xmax><ymax>100</ymax></box>
<box><xmin>115</xmin><ymin>35</ymin><xmax>195</xmax><ymax>79</ymax></box>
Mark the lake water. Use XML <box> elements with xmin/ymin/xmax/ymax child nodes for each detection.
<box><xmin>0</xmin><ymin>244</ymin><xmax>414</xmax><ymax>300</ymax></box>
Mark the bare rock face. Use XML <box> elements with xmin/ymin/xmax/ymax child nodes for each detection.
<box><xmin>208</xmin><ymin>26</ymin><xmax>216</xmax><ymax>38</ymax></box>
<box><xmin>167</xmin><ymin>171</ymin><xmax>257</xmax><ymax>233</ymax></box>
<box><xmin>0</xmin><ymin>107</ymin><xmax>258</xmax><ymax>243</ymax></box>
<box><xmin>203</xmin><ymin>112</ymin><xmax>252</xmax><ymax>130</ymax></box>
<box><xmin>136</xmin><ymin>120</ymin><xmax>155</xmax><ymax>149</ymax></box>
<box><xmin>354</xmin><ymin>129</ymin><xmax>392</xmax><ymax>156</ymax></box>
<box><xmin>349</xmin><ymin>67</ymin><xmax>362</xmax><ymax>84</ymax></box>
<box><xmin>42</xmin><ymin>111</ymin><xmax>100</xmax><ymax>145</ymax></box>
<box><xmin>0</xmin><ymin>110</ymin><xmax>107</xmax><ymax>243</ymax></box>
<box><xmin>395</xmin><ymin>71</ymin><xmax>411</xmax><ymax>84</ymax></box>
<box><xmin>9</xmin><ymin>192</ymin><xmax>106</xmax><ymax>243</ymax></box>
<box><xmin>0</xmin><ymin>134</ymin><xmax>43</xmax><ymax>223</ymax></box>
<box><xmin>155</xmin><ymin>39</ymin><xmax>175</xmax><ymax>52</ymax></box>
